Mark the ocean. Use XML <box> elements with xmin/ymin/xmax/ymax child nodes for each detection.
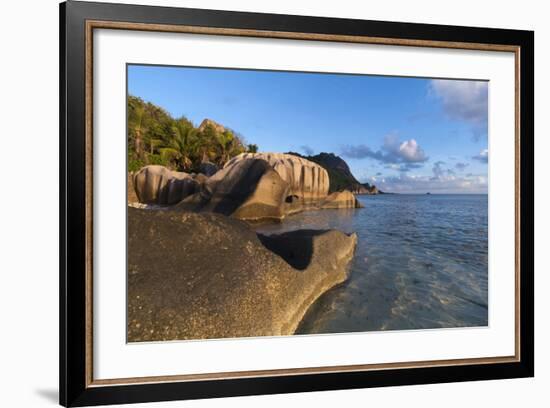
<box><xmin>254</xmin><ymin>194</ymin><xmax>488</xmax><ymax>334</ymax></box>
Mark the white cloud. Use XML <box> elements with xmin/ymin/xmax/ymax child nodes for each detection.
<box><xmin>399</xmin><ymin>139</ymin><xmax>426</xmax><ymax>162</ymax></box>
<box><xmin>364</xmin><ymin>172</ymin><xmax>488</xmax><ymax>194</ymax></box>
<box><xmin>455</xmin><ymin>162</ymin><xmax>469</xmax><ymax>171</ymax></box>
<box><xmin>430</xmin><ymin>79</ymin><xmax>488</xmax><ymax>138</ymax></box>
<box><xmin>341</xmin><ymin>134</ymin><xmax>428</xmax><ymax>171</ymax></box>
<box><xmin>472</xmin><ymin>148</ymin><xmax>489</xmax><ymax>163</ymax></box>
<box><xmin>432</xmin><ymin>161</ymin><xmax>447</xmax><ymax>178</ymax></box>
<box><xmin>364</xmin><ymin>159</ymin><xmax>487</xmax><ymax>194</ymax></box>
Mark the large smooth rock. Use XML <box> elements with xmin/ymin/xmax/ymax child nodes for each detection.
<box><xmin>200</xmin><ymin>158</ymin><xmax>290</xmax><ymax>221</ymax></box>
<box><xmin>176</xmin><ymin>155</ymin><xmax>362</xmax><ymax>220</ymax></box>
<box><xmin>356</xmin><ymin>183</ymin><xmax>380</xmax><ymax>195</ymax></box>
<box><xmin>127</xmin><ymin>207</ymin><xmax>357</xmax><ymax>341</ymax></box>
<box><xmin>224</xmin><ymin>153</ymin><xmax>329</xmax><ymax>204</ymax></box>
<box><xmin>322</xmin><ymin>191</ymin><xmax>364</xmax><ymax>209</ymax></box>
<box><xmin>133</xmin><ymin>165</ymin><xmax>199</xmax><ymax>205</ymax></box>
<box><xmin>127</xmin><ymin>173</ymin><xmax>139</xmax><ymax>203</ymax></box>
<box><xmin>177</xmin><ymin>158</ymin><xmax>292</xmax><ymax>221</ymax></box>
<box><xmin>136</xmin><ymin>154</ymin><xmax>361</xmax><ymax>220</ymax></box>
<box><xmin>199</xmin><ymin>161</ymin><xmax>219</xmax><ymax>177</ymax></box>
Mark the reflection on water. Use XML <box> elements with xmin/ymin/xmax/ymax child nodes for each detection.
<box><xmin>254</xmin><ymin>194</ymin><xmax>488</xmax><ymax>334</ymax></box>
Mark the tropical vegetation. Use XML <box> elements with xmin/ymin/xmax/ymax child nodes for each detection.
<box><xmin>127</xmin><ymin>96</ymin><xmax>258</xmax><ymax>172</ymax></box>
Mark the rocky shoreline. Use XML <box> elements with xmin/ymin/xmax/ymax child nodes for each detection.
<box><xmin>127</xmin><ymin>153</ymin><xmax>362</xmax><ymax>341</ymax></box>
<box><xmin>128</xmin><ymin>208</ymin><xmax>357</xmax><ymax>341</ymax></box>
<box><xmin>131</xmin><ymin>153</ymin><xmax>363</xmax><ymax>221</ymax></box>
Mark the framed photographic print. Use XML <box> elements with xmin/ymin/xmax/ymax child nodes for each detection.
<box><xmin>59</xmin><ymin>0</ymin><xmax>534</xmax><ymax>406</ymax></box>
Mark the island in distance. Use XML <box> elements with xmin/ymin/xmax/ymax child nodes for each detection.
<box><xmin>127</xmin><ymin>100</ymin><xmax>374</xmax><ymax>341</ymax></box>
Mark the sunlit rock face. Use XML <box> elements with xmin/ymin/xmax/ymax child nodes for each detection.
<box><xmin>200</xmin><ymin>158</ymin><xmax>291</xmax><ymax>221</ymax></box>
<box><xmin>128</xmin><ymin>173</ymin><xmax>139</xmax><ymax>204</ymax></box>
<box><xmin>224</xmin><ymin>153</ymin><xmax>330</xmax><ymax>204</ymax></box>
<box><xmin>133</xmin><ymin>153</ymin><xmax>361</xmax><ymax>220</ymax></box>
<box><xmin>133</xmin><ymin>165</ymin><xmax>199</xmax><ymax>205</ymax></box>
<box><xmin>322</xmin><ymin>191</ymin><xmax>364</xmax><ymax>209</ymax></box>
<box><xmin>198</xmin><ymin>118</ymin><xmax>226</xmax><ymax>134</ymax></box>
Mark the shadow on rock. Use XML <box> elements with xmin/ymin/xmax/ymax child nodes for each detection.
<box><xmin>209</xmin><ymin>159</ymin><xmax>269</xmax><ymax>215</ymax></box>
<box><xmin>127</xmin><ymin>207</ymin><xmax>357</xmax><ymax>341</ymax></box>
<box><xmin>257</xmin><ymin>230</ymin><xmax>328</xmax><ymax>270</ymax></box>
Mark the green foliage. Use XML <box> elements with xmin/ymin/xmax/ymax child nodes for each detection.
<box><xmin>147</xmin><ymin>153</ymin><xmax>169</xmax><ymax>166</ymax></box>
<box><xmin>128</xmin><ymin>153</ymin><xmax>145</xmax><ymax>173</ymax></box>
<box><xmin>127</xmin><ymin>96</ymin><xmax>255</xmax><ymax>172</ymax></box>
<box><xmin>325</xmin><ymin>168</ymin><xmax>352</xmax><ymax>193</ymax></box>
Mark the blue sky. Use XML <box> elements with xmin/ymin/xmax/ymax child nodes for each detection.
<box><xmin>128</xmin><ymin>64</ymin><xmax>489</xmax><ymax>193</ymax></box>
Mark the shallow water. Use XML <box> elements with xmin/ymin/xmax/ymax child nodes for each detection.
<box><xmin>254</xmin><ymin>194</ymin><xmax>488</xmax><ymax>334</ymax></box>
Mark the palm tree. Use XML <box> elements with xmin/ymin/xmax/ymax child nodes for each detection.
<box><xmin>216</xmin><ymin>130</ymin><xmax>236</xmax><ymax>165</ymax></box>
<box><xmin>127</xmin><ymin>95</ymin><xmax>258</xmax><ymax>171</ymax></box>
<box><xmin>128</xmin><ymin>98</ymin><xmax>146</xmax><ymax>159</ymax></box>
<box><xmin>155</xmin><ymin>118</ymin><xmax>196</xmax><ymax>171</ymax></box>
<box><xmin>197</xmin><ymin>123</ymin><xmax>219</xmax><ymax>164</ymax></box>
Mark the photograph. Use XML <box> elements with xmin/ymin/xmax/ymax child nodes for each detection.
<box><xmin>126</xmin><ymin>64</ymin><xmax>489</xmax><ymax>342</ymax></box>
<box><xmin>53</xmin><ymin>1</ymin><xmax>535</xmax><ymax>405</ymax></box>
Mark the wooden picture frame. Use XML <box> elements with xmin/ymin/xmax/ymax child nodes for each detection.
<box><xmin>60</xmin><ymin>1</ymin><xmax>534</xmax><ymax>406</ymax></box>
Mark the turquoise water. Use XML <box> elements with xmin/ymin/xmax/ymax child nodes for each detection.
<box><xmin>254</xmin><ymin>194</ymin><xmax>488</xmax><ymax>334</ymax></box>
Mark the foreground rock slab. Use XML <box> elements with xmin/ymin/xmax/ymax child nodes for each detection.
<box><xmin>127</xmin><ymin>207</ymin><xmax>357</xmax><ymax>341</ymax></box>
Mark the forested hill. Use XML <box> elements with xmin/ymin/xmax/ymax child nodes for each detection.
<box><xmin>127</xmin><ymin>96</ymin><xmax>258</xmax><ymax>172</ymax></box>
<box><xmin>287</xmin><ymin>152</ymin><xmax>381</xmax><ymax>194</ymax></box>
